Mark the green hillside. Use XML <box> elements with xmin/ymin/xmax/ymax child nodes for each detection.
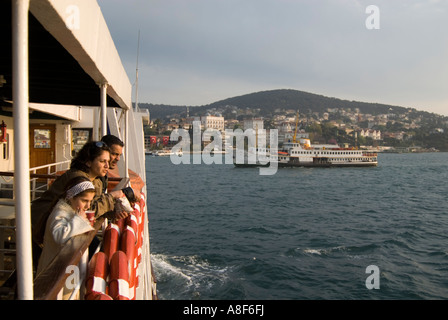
<box><xmin>140</xmin><ymin>89</ymin><xmax>413</xmax><ymax>119</ymax></box>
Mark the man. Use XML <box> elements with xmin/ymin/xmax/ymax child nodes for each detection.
<box><xmin>101</xmin><ymin>134</ymin><xmax>123</xmax><ymax>172</ymax></box>
<box><xmin>100</xmin><ymin>134</ymin><xmax>140</xmax><ymax>202</ymax></box>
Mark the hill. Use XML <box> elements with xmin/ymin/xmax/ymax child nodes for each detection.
<box><xmin>139</xmin><ymin>89</ymin><xmax>448</xmax><ymax>151</ymax></box>
<box><xmin>139</xmin><ymin>89</ymin><xmax>414</xmax><ymax>119</ymax></box>
<box><xmin>204</xmin><ymin>89</ymin><xmax>408</xmax><ymax>116</ymax></box>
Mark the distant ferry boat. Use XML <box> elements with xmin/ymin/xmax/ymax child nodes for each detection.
<box><xmin>234</xmin><ymin>138</ymin><xmax>378</xmax><ymax>168</ymax></box>
<box><xmin>152</xmin><ymin>149</ymin><xmax>183</xmax><ymax>156</ymax></box>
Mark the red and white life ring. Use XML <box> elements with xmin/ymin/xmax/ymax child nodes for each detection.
<box><xmin>121</xmin><ymin>224</ymin><xmax>136</xmax><ymax>299</ymax></box>
<box><xmin>85</xmin><ymin>252</ymin><xmax>112</xmax><ymax>300</ymax></box>
<box><xmin>103</xmin><ymin>222</ymin><xmax>121</xmax><ymax>262</ymax></box>
<box><xmin>85</xmin><ymin>192</ymin><xmax>147</xmax><ymax>300</ymax></box>
<box><xmin>109</xmin><ymin>250</ymin><xmax>130</xmax><ymax>300</ymax></box>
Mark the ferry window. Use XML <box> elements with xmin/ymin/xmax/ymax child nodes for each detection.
<box><xmin>34</xmin><ymin>129</ymin><xmax>51</xmax><ymax>148</ymax></box>
<box><xmin>72</xmin><ymin>129</ymin><xmax>92</xmax><ymax>156</ymax></box>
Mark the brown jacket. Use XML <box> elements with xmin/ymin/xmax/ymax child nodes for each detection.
<box><xmin>31</xmin><ymin>168</ymin><xmax>115</xmax><ymax>247</ymax></box>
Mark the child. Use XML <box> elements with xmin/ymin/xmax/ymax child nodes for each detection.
<box><xmin>36</xmin><ymin>176</ymin><xmax>96</xmax><ymax>299</ymax></box>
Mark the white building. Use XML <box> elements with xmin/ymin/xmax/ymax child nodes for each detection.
<box><xmin>201</xmin><ymin>115</ymin><xmax>225</xmax><ymax>132</ymax></box>
<box><xmin>360</xmin><ymin>129</ymin><xmax>382</xmax><ymax>140</ymax></box>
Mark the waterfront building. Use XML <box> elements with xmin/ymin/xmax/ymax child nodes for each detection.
<box><xmin>201</xmin><ymin>115</ymin><xmax>225</xmax><ymax>132</ymax></box>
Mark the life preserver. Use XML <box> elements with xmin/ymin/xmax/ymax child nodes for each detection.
<box><xmin>86</xmin><ymin>191</ymin><xmax>147</xmax><ymax>300</ymax></box>
<box><xmin>126</xmin><ymin>213</ymin><xmax>139</xmax><ymax>245</ymax></box>
<box><xmin>103</xmin><ymin>222</ymin><xmax>121</xmax><ymax>262</ymax></box>
<box><xmin>137</xmin><ymin>195</ymin><xmax>146</xmax><ymax>264</ymax></box>
<box><xmin>109</xmin><ymin>251</ymin><xmax>130</xmax><ymax>300</ymax></box>
<box><xmin>120</xmin><ymin>222</ymin><xmax>137</xmax><ymax>299</ymax></box>
<box><xmin>88</xmin><ymin>293</ymin><xmax>113</xmax><ymax>300</ymax></box>
<box><xmin>136</xmin><ymin>194</ymin><xmax>146</xmax><ymax>287</ymax></box>
<box><xmin>85</xmin><ymin>252</ymin><xmax>110</xmax><ymax>300</ymax></box>
<box><xmin>139</xmin><ymin>193</ymin><xmax>146</xmax><ymax>210</ymax></box>
<box><xmin>129</xmin><ymin>213</ymin><xmax>140</xmax><ymax>297</ymax></box>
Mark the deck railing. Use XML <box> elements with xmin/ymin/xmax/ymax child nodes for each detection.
<box><xmin>29</xmin><ymin>160</ymin><xmax>71</xmax><ymax>201</ymax></box>
<box><xmin>0</xmin><ymin>161</ymin><xmax>70</xmax><ymax>287</ymax></box>
<box><xmin>0</xmin><ymin>160</ymin><xmax>71</xmax><ymax>203</ymax></box>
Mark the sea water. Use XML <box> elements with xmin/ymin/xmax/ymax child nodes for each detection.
<box><xmin>146</xmin><ymin>152</ymin><xmax>448</xmax><ymax>300</ymax></box>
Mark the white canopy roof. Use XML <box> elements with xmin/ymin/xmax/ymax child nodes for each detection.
<box><xmin>0</xmin><ymin>0</ymin><xmax>132</xmax><ymax>110</ymax></box>
<box><xmin>30</xmin><ymin>0</ymin><xmax>132</xmax><ymax>110</ymax></box>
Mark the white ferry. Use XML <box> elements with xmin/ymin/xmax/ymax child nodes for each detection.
<box><xmin>277</xmin><ymin>138</ymin><xmax>378</xmax><ymax>167</ymax></box>
<box><xmin>153</xmin><ymin>149</ymin><xmax>183</xmax><ymax>156</ymax></box>
<box><xmin>234</xmin><ymin>138</ymin><xmax>378</xmax><ymax>168</ymax></box>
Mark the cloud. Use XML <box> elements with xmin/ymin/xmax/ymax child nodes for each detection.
<box><xmin>98</xmin><ymin>0</ymin><xmax>448</xmax><ymax>115</ymax></box>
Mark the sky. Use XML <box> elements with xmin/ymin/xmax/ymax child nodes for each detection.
<box><xmin>97</xmin><ymin>0</ymin><xmax>448</xmax><ymax>116</ymax></box>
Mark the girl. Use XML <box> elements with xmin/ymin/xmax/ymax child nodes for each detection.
<box><xmin>36</xmin><ymin>176</ymin><xmax>97</xmax><ymax>299</ymax></box>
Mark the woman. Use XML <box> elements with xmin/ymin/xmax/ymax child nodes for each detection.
<box><xmin>31</xmin><ymin>141</ymin><xmax>125</xmax><ymax>253</ymax></box>
<box><xmin>36</xmin><ymin>176</ymin><xmax>96</xmax><ymax>299</ymax></box>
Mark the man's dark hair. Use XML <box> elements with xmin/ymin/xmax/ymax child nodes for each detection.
<box><xmin>101</xmin><ymin>134</ymin><xmax>124</xmax><ymax>147</ymax></box>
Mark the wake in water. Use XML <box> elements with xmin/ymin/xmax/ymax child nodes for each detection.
<box><xmin>151</xmin><ymin>253</ymin><xmax>234</xmax><ymax>300</ymax></box>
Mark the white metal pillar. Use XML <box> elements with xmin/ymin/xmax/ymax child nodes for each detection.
<box><xmin>12</xmin><ymin>0</ymin><xmax>34</xmax><ymax>300</ymax></box>
<box><xmin>124</xmin><ymin>109</ymin><xmax>129</xmax><ymax>179</ymax></box>
<box><xmin>100</xmin><ymin>83</ymin><xmax>108</xmax><ymax>138</ymax></box>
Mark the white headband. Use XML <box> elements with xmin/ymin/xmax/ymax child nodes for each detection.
<box><xmin>66</xmin><ymin>181</ymin><xmax>95</xmax><ymax>200</ymax></box>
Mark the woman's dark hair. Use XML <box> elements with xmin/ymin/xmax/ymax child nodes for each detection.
<box><xmin>70</xmin><ymin>141</ymin><xmax>110</xmax><ymax>173</ymax></box>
